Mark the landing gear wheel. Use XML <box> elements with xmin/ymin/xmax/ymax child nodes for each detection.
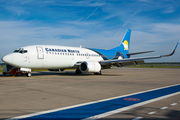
<box><xmin>75</xmin><ymin>69</ymin><xmax>82</xmax><ymax>74</ymax></box>
<box><xmin>94</xmin><ymin>71</ymin><xmax>102</xmax><ymax>75</ymax></box>
<box><xmin>3</xmin><ymin>72</ymin><xmax>6</xmax><ymax>76</ymax></box>
<box><xmin>26</xmin><ymin>72</ymin><xmax>31</xmax><ymax>77</ymax></box>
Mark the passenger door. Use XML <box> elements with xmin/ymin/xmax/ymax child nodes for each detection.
<box><xmin>36</xmin><ymin>47</ymin><xmax>44</xmax><ymax>59</ymax></box>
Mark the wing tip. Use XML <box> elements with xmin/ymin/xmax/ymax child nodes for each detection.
<box><xmin>175</xmin><ymin>42</ymin><xmax>179</xmax><ymax>50</ymax></box>
<box><xmin>161</xmin><ymin>42</ymin><xmax>179</xmax><ymax>57</ymax></box>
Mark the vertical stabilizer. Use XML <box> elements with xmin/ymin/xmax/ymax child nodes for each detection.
<box><xmin>111</xmin><ymin>29</ymin><xmax>131</xmax><ymax>55</ymax></box>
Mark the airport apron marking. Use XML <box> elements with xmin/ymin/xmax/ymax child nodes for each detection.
<box><xmin>7</xmin><ymin>84</ymin><xmax>180</xmax><ymax>120</ymax></box>
<box><xmin>124</xmin><ymin>98</ymin><xmax>140</xmax><ymax>101</ymax></box>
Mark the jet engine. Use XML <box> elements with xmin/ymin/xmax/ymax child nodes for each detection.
<box><xmin>80</xmin><ymin>61</ymin><xmax>101</xmax><ymax>73</ymax></box>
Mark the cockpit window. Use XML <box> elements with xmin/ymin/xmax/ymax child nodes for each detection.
<box><xmin>13</xmin><ymin>48</ymin><xmax>28</xmax><ymax>54</ymax></box>
<box><xmin>19</xmin><ymin>50</ymin><xmax>28</xmax><ymax>53</ymax></box>
<box><xmin>13</xmin><ymin>50</ymin><xmax>19</xmax><ymax>53</ymax></box>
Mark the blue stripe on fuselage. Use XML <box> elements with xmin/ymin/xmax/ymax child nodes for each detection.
<box><xmin>87</xmin><ymin>48</ymin><xmax>126</xmax><ymax>60</ymax></box>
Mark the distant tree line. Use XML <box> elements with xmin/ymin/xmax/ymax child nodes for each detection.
<box><xmin>0</xmin><ymin>63</ymin><xmax>6</xmax><ymax>66</ymax></box>
<box><xmin>146</xmin><ymin>62</ymin><xmax>180</xmax><ymax>64</ymax></box>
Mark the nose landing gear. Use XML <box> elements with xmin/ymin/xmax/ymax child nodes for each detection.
<box><xmin>20</xmin><ymin>68</ymin><xmax>31</xmax><ymax>77</ymax></box>
<box><xmin>26</xmin><ymin>72</ymin><xmax>31</xmax><ymax>77</ymax></box>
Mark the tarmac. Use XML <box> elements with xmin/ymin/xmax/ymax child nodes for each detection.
<box><xmin>0</xmin><ymin>68</ymin><xmax>180</xmax><ymax>120</ymax></box>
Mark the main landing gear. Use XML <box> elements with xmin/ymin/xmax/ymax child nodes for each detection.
<box><xmin>75</xmin><ymin>69</ymin><xmax>82</xmax><ymax>74</ymax></box>
<box><xmin>94</xmin><ymin>71</ymin><xmax>102</xmax><ymax>75</ymax></box>
<box><xmin>75</xmin><ymin>69</ymin><xmax>102</xmax><ymax>75</ymax></box>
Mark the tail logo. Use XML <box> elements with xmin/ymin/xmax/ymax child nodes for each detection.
<box><xmin>122</xmin><ymin>40</ymin><xmax>129</xmax><ymax>50</ymax></box>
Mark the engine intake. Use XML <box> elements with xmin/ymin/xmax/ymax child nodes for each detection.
<box><xmin>80</xmin><ymin>61</ymin><xmax>101</xmax><ymax>73</ymax></box>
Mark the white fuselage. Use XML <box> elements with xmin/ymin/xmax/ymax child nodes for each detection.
<box><xmin>3</xmin><ymin>45</ymin><xmax>103</xmax><ymax>69</ymax></box>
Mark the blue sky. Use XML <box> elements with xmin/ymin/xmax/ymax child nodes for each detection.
<box><xmin>0</xmin><ymin>0</ymin><xmax>180</xmax><ymax>62</ymax></box>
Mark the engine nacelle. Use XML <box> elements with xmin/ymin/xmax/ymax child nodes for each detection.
<box><xmin>80</xmin><ymin>61</ymin><xmax>101</xmax><ymax>73</ymax></box>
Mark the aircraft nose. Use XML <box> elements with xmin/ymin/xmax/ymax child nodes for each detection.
<box><xmin>2</xmin><ymin>54</ymin><xmax>13</xmax><ymax>64</ymax></box>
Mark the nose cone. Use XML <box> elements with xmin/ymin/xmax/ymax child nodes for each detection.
<box><xmin>2</xmin><ymin>54</ymin><xmax>13</xmax><ymax>65</ymax></box>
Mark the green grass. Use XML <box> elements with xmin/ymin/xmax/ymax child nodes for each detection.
<box><xmin>0</xmin><ymin>66</ymin><xmax>5</xmax><ymax>72</ymax></box>
<box><xmin>0</xmin><ymin>66</ymin><xmax>5</xmax><ymax>68</ymax></box>
<box><xmin>125</xmin><ymin>64</ymin><xmax>180</xmax><ymax>68</ymax></box>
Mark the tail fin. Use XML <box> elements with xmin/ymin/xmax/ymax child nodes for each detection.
<box><xmin>111</xmin><ymin>29</ymin><xmax>131</xmax><ymax>54</ymax></box>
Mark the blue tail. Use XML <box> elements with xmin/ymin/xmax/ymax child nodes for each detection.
<box><xmin>110</xmin><ymin>29</ymin><xmax>131</xmax><ymax>56</ymax></box>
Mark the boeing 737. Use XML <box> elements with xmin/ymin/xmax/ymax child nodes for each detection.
<box><xmin>1</xmin><ymin>29</ymin><xmax>179</xmax><ymax>77</ymax></box>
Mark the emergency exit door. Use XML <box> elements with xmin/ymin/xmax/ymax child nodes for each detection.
<box><xmin>36</xmin><ymin>47</ymin><xmax>44</xmax><ymax>59</ymax></box>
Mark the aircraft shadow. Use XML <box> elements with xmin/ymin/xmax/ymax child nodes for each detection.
<box><xmin>0</xmin><ymin>71</ymin><xmax>122</xmax><ymax>77</ymax></box>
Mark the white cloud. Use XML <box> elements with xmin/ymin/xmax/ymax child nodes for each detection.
<box><xmin>21</xmin><ymin>0</ymin><xmax>105</xmax><ymax>7</ymax></box>
<box><xmin>162</xmin><ymin>7</ymin><xmax>175</xmax><ymax>14</ymax></box>
<box><xmin>6</xmin><ymin>7</ymin><xmax>28</xmax><ymax>16</ymax></box>
<box><xmin>53</xmin><ymin>0</ymin><xmax>105</xmax><ymax>7</ymax></box>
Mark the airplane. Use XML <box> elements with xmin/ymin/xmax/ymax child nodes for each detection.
<box><xmin>1</xmin><ymin>29</ymin><xmax>179</xmax><ymax>77</ymax></box>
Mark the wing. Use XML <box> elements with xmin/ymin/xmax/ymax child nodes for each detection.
<box><xmin>127</xmin><ymin>50</ymin><xmax>154</xmax><ymax>56</ymax></box>
<box><xmin>100</xmin><ymin>42</ymin><xmax>179</xmax><ymax>66</ymax></box>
